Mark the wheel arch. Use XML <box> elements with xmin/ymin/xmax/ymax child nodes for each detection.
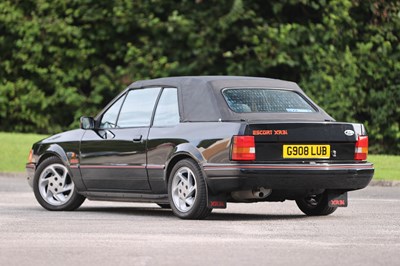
<box><xmin>35</xmin><ymin>144</ymin><xmax>86</xmax><ymax>192</ymax></box>
<box><xmin>165</xmin><ymin>153</ymin><xmax>194</xmax><ymax>185</ymax></box>
<box><xmin>37</xmin><ymin>144</ymin><xmax>69</xmax><ymax>168</ymax></box>
<box><xmin>164</xmin><ymin>143</ymin><xmax>206</xmax><ymax>185</ymax></box>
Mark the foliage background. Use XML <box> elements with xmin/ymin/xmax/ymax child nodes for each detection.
<box><xmin>0</xmin><ymin>0</ymin><xmax>399</xmax><ymax>154</ymax></box>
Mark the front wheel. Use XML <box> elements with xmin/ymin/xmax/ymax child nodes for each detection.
<box><xmin>168</xmin><ymin>159</ymin><xmax>212</xmax><ymax>219</ymax></box>
<box><xmin>296</xmin><ymin>192</ymin><xmax>337</xmax><ymax>216</ymax></box>
<box><xmin>33</xmin><ymin>157</ymin><xmax>85</xmax><ymax>211</ymax></box>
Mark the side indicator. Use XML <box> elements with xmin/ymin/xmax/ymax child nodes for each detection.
<box><xmin>27</xmin><ymin>149</ymin><xmax>34</xmax><ymax>164</ymax></box>
<box><xmin>67</xmin><ymin>152</ymin><xmax>79</xmax><ymax>165</ymax></box>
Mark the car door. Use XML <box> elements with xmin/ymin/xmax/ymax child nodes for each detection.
<box><xmin>79</xmin><ymin>87</ymin><xmax>162</xmax><ymax>192</ymax></box>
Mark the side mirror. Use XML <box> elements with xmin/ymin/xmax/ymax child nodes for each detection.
<box><xmin>80</xmin><ymin>116</ymin><xmax>95</xmax><ymax>130</ymax></box>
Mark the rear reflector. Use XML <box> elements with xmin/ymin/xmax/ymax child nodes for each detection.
<box><xmin>231</xmin><ymin>136</ymin><xmax>255</xmax><ymax>161</ymax></box>
<box><xmin>354</xmin><ymin>136</ymin><xmax>368</xmax><ymax>161</ymax></box>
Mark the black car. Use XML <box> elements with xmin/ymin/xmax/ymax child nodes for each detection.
<box><xmin>26</xmin><ymin>76</ymin><xmax>374</xmax><ymax>219</ymax></box>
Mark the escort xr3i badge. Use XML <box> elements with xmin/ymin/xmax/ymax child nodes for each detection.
<box><xmin>26</xmin><ymin>76</ymin><xmax>374</xmax><ymax>219</ymax></box>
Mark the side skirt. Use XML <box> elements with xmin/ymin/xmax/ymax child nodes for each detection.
<box><xmin>79</xmin><ymin>191</ymin><xmax>169</xmax><ymax>204</ymax></box>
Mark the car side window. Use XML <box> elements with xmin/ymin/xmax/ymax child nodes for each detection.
<box><xmin>100</xmin><ymin>96</ymin><xmax>125</xmax><ymax>129</ymax></box>
<box><xmin>153</xmin><ymin>88</ymin><xmax>180</xmax><ymax>127</ymax></box>
<box><xmin>117</xmin><ymin>87</ymin><xmax>161</xmax><ymax>128</ymax></box>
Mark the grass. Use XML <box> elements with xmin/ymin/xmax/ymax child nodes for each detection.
<box><xmin>368</xmin><ymin>154</ymin><xmax>400</xmax><ymax>181</ymax></box>
<box><xmin>0</xmin><ymin>132</ymin><xmax>399</xmax><ymax>181</ymax></box>
<box><xmin>0</xmin><ymin>132</ymin><xmax>48</xmax><ymax>172</ymax></box>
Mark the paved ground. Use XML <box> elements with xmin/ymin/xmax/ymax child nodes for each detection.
<box><xmin>0</xmin><ymin>174</ymin><xmax>399</xmax><ymax>266</ymax></box>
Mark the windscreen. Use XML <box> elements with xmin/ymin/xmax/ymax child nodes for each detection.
<box><xmin>222</xmin><ymin>88</ymin><xmax>316</xmax><ymax>113</ymax></box>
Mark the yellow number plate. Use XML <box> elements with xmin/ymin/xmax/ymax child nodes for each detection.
<box><xmin>283</xmin><ymin>145</ymin><xmax>331</xmax><ymax>159</ymax></box>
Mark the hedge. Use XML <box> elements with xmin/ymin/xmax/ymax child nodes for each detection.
<box><xmin>1</xmin><ymin>0</ymin><xmax>399</xmax><ymax>154</ymax></box>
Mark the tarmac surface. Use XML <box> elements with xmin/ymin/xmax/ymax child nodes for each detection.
<box><xmin>0</xmin><ymin>173</ymin><xmax>399</xmax><ymax>266</ymax></box>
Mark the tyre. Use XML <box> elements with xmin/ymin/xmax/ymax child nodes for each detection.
<box><xmin>33</xmin><ymin>156</ymin><xmax>85</xmax><ymax>211</ymax></box>
<box><xmin>295</xmin><ymin>192</ymin><xmax>337</xmax><ymax>216</ymax></box>
<box><xmin>168</xmin><ymin>159</ymin><xmax>212</xmax><ymax>219</ymax></box>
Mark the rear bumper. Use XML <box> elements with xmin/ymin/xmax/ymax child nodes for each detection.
<box><xmin>203</xmin><ymin>163</ymin><xmax>374</xmax><ymax>193</ymax></box>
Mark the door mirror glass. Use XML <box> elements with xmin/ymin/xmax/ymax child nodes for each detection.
<box><xmin>80</xmin><ymin>116</ymin><xmax>95</xmax><ymax>130</ymax></box>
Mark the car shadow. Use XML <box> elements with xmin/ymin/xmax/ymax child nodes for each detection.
<box><xmin>207</xmin><ymin>212</ymin><xmax>307</xmax><ymax>221</ymax></box>
<box><xmin>77</xmin><ymin>206</ymin><xmax>175</xmax><ymax>218</ymax></box>
<box><xmin>76</xmin><ymin>206</ymin><xmax>308</xmax><ymax>221</ymax></box>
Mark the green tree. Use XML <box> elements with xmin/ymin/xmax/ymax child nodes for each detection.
<box><xmin>0</xmin><ymin>0</ymin><xmax>399</xmax><ymax>154</ymax></box>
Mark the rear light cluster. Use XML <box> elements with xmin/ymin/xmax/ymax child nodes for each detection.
<box><xmin>231</xmin><ymin>136</ymin><xmax>255</xmax><ymax>161</ymax></box>
<box><xmin>354</xmin><ymin>136</ymin><xmax>368</xmax><ymax>161</ymax></box>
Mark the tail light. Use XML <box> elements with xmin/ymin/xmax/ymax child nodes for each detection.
<box><xmin>354</xmin><ymin>136</ymin><xmax>368</xmax><ymax>161</ymax></box>
<box><xmin>231</xmin><ymin>136</ymin><xmax>255</xmax><ymax>161</ymax></box>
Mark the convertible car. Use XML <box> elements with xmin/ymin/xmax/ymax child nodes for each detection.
<box><xmin>26</xmin><ymin>76</ymin><xmax>374</xmax><ymax>219</ymax></box>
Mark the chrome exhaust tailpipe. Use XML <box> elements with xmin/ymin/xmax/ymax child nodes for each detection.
<box><xmin>252</xmin><ymin>187</ymin><xmax>272</xmax><ymax>198</ymax></box>
<box><xmin>231</xmin><ymin>187</ymin><xmax>272</xmax><ymax>201</ymax></box>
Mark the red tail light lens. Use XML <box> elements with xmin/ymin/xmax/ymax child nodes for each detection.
<box><xmin>354</xmin><ymin>136</ymin><xmax>368</xmax><ymax>161</ymax></box>
<box><xmin>231</xmin><ymin>136</ymin><xmax>256</xmax><ymax>161</ymax></box>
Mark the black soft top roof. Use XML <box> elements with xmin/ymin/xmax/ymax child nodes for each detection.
<box><xmin>129</xmin><ymin>76</ymin><xmax>333</xmax><ymax>122</ymax></box>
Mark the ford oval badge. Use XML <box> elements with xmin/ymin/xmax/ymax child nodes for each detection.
<box><xmin>344</xmin><ymin>130</ymin><xmax>354</xmax><ymax>136</ymax></box>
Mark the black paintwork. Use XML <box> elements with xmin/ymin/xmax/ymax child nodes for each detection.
<box><xmin>80</xmin><ymin>127</ymin><xmax>150</xmax><ymax>191</ymax></box>
<box><xmin>26</xmin><ymin>76</ymin><xmax>374</xmax><ymax>205</ymax></box>
<box><xmin>249</xmin><ymin>122</ymin><xmax>357</xmax><ymax>161</ymax></box>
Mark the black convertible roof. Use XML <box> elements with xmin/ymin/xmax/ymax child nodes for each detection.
<box><xmin>128</xmin><ymin>76</ymin><xmax>333</xmax><ymax>122</ymax></box>
<box><xmin>130</xmin><ymin>76</ymin><xmax>300</xmax><ymax>90</ymax></box>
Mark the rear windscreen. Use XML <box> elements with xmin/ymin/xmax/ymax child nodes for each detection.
<box><xmin>222</xmin><ymin>88</ymin><xmax>316</xmax><ymax>113</ymax></box>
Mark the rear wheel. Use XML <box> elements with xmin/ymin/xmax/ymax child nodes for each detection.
<box><xmin>296</xmin><ymin>192</ymin><xmax>337</xmax><ymax>216</ymax></box>
<box><xmin>168</xmin><ymin>159</ymin><xmax>212</xmax><ymax>219</ymax></box>
<box><xmin>33</xmin><ymin>157</ymin><xmax>85</xmax><ymax>211</ymax></box>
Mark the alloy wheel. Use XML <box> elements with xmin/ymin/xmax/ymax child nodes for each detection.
<box><xmin>38</xmin><ymin>163</ymin><xmax>74</xmax><ymax>206</ymax></box>
<box><xmin>171</xmin><ymin>166</ymin><xmax>197</xmax><ymax>212</ymax></box>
